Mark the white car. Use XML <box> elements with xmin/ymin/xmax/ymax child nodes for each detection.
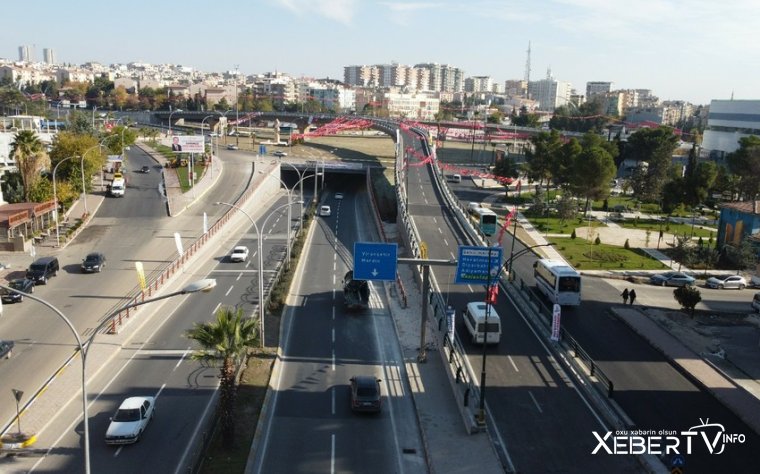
<box><xmin>105</xmin><ymin>396</ymin><xmax>155</xmax><ymax>445</ymax></box>
<box><xmin>320</xmin><ymin>205</ymin><xmax>331</xmax><ymax>217</ymax></box>
<box><xmin>229</xmin><ymin>246</ymin><xmax>250</xmax><ymax>262</ymax></box>
<box><xmin>334</xmin><ymin>192</ymin><xmax>344</xmax><ymax>200</ymax></box>
<box><xmin>705</xmin><ymin>275</ymin><xmax>747</xmax><ymax>289</ymax></box>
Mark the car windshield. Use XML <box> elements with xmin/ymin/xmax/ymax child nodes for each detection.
<box><xmin>85</xmin><ymin>255</ymin><xmax>99</xmax><ymax>263</ymax></box>
<box><xmin>8</xmin><ymin>280</ymin><xmax>26</xmax><ymax>290</ymax></box>
<box><xmin>113</xmin><ymin>408</ymin><xmax>141</xmax><ymax>422</ymax></box>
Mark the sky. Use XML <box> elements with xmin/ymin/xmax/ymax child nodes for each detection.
<box><xmin>2</xmin><ymin>0</ymin><xmax>759</xmax><ymax>105</ymax></box>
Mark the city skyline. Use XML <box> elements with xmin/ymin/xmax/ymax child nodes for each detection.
<box><xmin>2</xmin><ymin>0</ymin><xmax>759</xmax><ymax>105</ymax></box>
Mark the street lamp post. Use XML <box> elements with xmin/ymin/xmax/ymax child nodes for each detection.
<box><xmin>215</xmin><ymin>201</ymin><xmax>302</xmax><ymax>348</ymax></box>
<box><xmin>168</xmin><ymin>108</ymin><xmax>183</xmax><ymax>136</ymax></box>
<box><xmin>52</xmin><ymin>156</ymin><xmax>82</xmax><ymax>247</ymax></box>
<box><xmin>0</xmin><ymin>278</ymin><xmax>217</xmax><ymax>474</ymax></box>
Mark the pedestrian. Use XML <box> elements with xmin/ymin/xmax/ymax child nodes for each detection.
<box><xmin>621</xmin><ymin>288</ymin><xmax>629</xmax><ymax>305</ymax></box>
<box><xmin>629</xmin><ymin>289</ymin><xmax>637</xmax><ymax>305</ymax></box>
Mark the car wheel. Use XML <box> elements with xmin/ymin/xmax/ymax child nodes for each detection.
<box><xmin>718</xmin><ymin>284</ymin><xmax>724</xmax><ymax>289</ymax></box>
<box><xmin>41</xmin><ymin>277</ymin><xmax>47</xmax><ymax>285</ymax></box>
<box><xmin>18</xmin><ymin>295</ymin><xmax>23</xmax><ymax>302</ymax></box>
<box><xmin>739</xmin><ymin>284</ymin><xmax>745</xmax><ymax>290</ymax></box>
<box><xmin>661</xmin><ymin>280</ymin><xmax>666</xmax><ymax>287</ymax></box>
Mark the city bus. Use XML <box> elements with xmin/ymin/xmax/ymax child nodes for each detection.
<box><xmin>472</xmin><ymin>207</ymin><xmax>498</xmax><ymax>237</ymax></box>
<box><xmin>533</xmin><ymin>259</ymin><xmax>582</xmax><ymax>306</ymax></box>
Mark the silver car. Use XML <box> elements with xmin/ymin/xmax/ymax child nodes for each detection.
<box><xmin>705</xmin><ymin>275</ymin><xmax>747</xmax><ymax>290</ymax></box>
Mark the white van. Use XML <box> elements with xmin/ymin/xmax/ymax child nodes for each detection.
<box><xmin>751</xmin><ymin>292</ymin><xmax>760</xmax><ymax>313</ymax></box>
<box><xmin>448</xmin><ymin>174</ymin><xmax>462</xmax><ymax>183</ymax></box>
<box><xmin>463</xmin><ymin>302</ymin><xmax>501</xmax><ymax>344</ymax></box>
<box><xmin>110</xmin><ymin>177</ymin><xmax>126</xmax><ymax>197</ymax></box>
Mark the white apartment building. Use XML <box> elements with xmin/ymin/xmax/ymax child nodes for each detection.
<box><xmin>586</xmin><ymin>81</ymin><xmax>613</xmax><ymax>99</ymax></box>
<box><xmin>43</xmin><ymin>48</ymin><xmax>56</xmax><ymax>65</ymax></box>
<box><xmin>465</xmin><ymin>76</ymin><xmax>493</xmax><ymax>93</ymax></box>
<box><xmin>702</xmin><ymin>99</ymin><xmax>760</xmax><ymax>157</ymax></box>
<box><xmin>528</xmin><ymin>71</ymin><xmax>572</xmax><ymax>111</ymax></box>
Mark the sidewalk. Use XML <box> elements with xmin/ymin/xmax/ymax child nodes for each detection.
<box><xmin>386</xmin><ymin>258</ymin><xmax>505</xmax><ymax>473</ymax></box>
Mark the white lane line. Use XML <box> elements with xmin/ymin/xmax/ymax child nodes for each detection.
<box><xmin>225</xmin><ymin>285</ymin><xmax>234</xmax><ymax>296</ymax></box>
<box><xmin>236</xmin><ymin>272</ymin><xmax>242</xmax><ymax>281</ymax></box>
<box><xmin>331</xmin><ymin>387</ymin><xmax>336</xmax><ymax>415</ymax></box>
<box><xmin>174</xmin><ymin>348</ymin><xmax>190</xmax><ymax>371</ymax></box>
<box><xmin>467</xmin><ymin>285</ymin><xmax>475</xmax><ymax>293</ymax></box>
<box><xmin>332</xmin><ymin>306</ymin><xmax>335</xmax><ymax>321</ymax></box>
<box><xmin>332</xmin><ymin>349</ymin><xmax>336</xmax><ymax>371</ymax></box>
<box><xmin>437</xmin><ymin>227</ymin><xmax>443</xmax><ymax>234</ymax></box>
<box><xmin>528</xmin><ymin>391</ymin><xmax>543</xmax><ymax>413</ymax></box>
<box><xmin>432</xmin><ymin>217</ymin><xmax>437</xmax><ymax>224</ymax></box>
<box><xmin>332</xmin><ymin>328</ymin><xmax>335</xmax><ymax>344</ymax></box>
<box><xmin>331</xmin><ymin>434</ymin><xmax>336</xmax><ymax>474</ymax></box>
<box><xmin>333</xmin><ymin>260</ymin><xmax>336</xmax><ymax>271</ymax></box>
<box><xmin>443</xmin><ymin>238</ymin><xmax>449</xmax><ymax>247</ymax></box>
<box><xmin>450</xmin><ymin>252</ymin><xmax>456</xmax><ymax>260</ymax></box>
<box><xmin>212</xmin><ymin>302</ymin><xmax>221</xmax><ymax>315</ymax></box>
<box><xmin>155</xmin><ymin>382</ymin><xmax>167</xmax><ymax>400</ymax></box>
<box><xmin>508</xmin><ymin>355</ymin><xmax>520</xmax><ymax>372</ymax></box>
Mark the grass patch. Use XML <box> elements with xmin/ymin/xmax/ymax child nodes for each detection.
<box><xmin>197</xmin><ymin>349</ymin><xmax>276</xmax><ymax>474</ymax></box>
<box><xmin>549</xmin><ymin>236</ymin><xmax>669</xmax><ymax>270</ymax></box>
<box><xmin>525</xmin><ymin>215</ymin><xmax>605</xmax><ymax>235</ymax></box>
<box><xmin>614</xmin><ymin>218</ymin><xmax>715</xmax><ymax>239</ymax></box>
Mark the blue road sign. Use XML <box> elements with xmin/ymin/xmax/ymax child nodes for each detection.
<box><xmin>353</xmin><ymin>242</ymin><xmax>398</xmax><ymax>281</ymax></box>
<box><xmin>455</xmin><ymin>245</ymin><xmax>503</xmax><ymax>285</ymax></box>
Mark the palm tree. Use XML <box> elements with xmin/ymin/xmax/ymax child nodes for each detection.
<box><xmin>185</xmin><ymin>306</ymin><xmax>258</xmax><ymax>445</ymax></box>
<box><xmin>10</xmin><ymin>130</ymin><xmax>49</xmax><ymax>201</ymax></box>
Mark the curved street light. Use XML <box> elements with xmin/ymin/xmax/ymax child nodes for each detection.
<box><xmin>215</xmin><ymin>201</ymin><xmax>302</xmax><ymax>348</ymax></box>
<box><xmin>168</xmin><ymin>108</ymin><xmax>183</xmax><ymax>135</ymax></box>
<box><xmin>0</xmin><ymin>278</ymin><xmax>217</xmax><ymax>474</ymax></box>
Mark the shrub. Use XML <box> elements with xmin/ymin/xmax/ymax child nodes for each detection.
<box><xmin>594</xmin><ymin>235</ymin><xmax>601</xmax><ymax>245</ymax></box>
<box><xmin>624</xmin><ymin>239</ymin><xmax>630</xmax><ymax>250</ymax></box>
<box><xmin>571</xmin><ymin>229</ymin><xmax>577</xmax><ymax>239</ymax></box>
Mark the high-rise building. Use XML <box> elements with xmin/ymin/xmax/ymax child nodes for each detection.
<box><xmin>586</xmin><ymin>81</ymin><xmax>612</xmax><ymax>99</ymax></box>
<box><xmin>702</xmin><ymin>99</ymin><xmax>760</xmax><ymax>157</ymax></box>
<box><xmin>464</xmin><ymin>76</ymin><xmax>493</xmax><ymax>93</ymax></box>
<box><xmin>18</xmin><ymin>45</ymin><xmax>31</xmax><ymax>62</ymax></box>
<box><xmin>43</xmin><ymin>48</ymin><xmax>56</xmax><ymax>65</ymax></box>
<box><xmin>528</xmin><ymin>70</ymin><xmax>572</xmax><ymax>111</ymax></box>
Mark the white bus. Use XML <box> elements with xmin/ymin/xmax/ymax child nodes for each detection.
<box><xmin>533</xmin><ymin>259</ymin><xmax>581</xmax><ymax>306</ymax></box>
<box><xmin>472</xmin><ymin>207</ymin><xmax>498</xmax><ymax>236</ymax></box>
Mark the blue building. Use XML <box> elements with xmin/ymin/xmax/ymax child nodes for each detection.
<box><xmin>717</xmin><ymin>201</ymin><xmax>760</xmax><ymax>248</ymax></box>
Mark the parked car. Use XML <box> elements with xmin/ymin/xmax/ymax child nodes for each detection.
<box><xmin>26</xmin><ymin>256</ymin><xmax>59</xmax><ymax>285</ymax></box>
<box><xmin>229</xmin><ymin>246</ymin><xmax>249</xmax><ymax>262</ymax></box>
<box><xmin>319</xmin><ymin>205</ymin><xmax>332</xmax><ymax>217</ymax></box>
<box><xmin>1</xmin><ymin>278</ymin><xmax>34</xmax><ymax>303</ymax></box>
<box><xmin>105</xmin><ymin>396</ymin><xmax>155</xmax><ymax>445</ymax></box>
<box><xmin>705</xmin><ymin>275</ymin><xmax>747</xmax><ymax>290</ymax></box>
<box><xmin>81</xmin><ymin>252</ymin><xmax>106</xmax><ymax>273</ymax></box>
<box><xmin>349</xmin><ymin>375</ymin><xmax>382</xmax><ymax>413</ymax></box>
<box><xmin>0</xmin><ymin>340</ymin><xmax>13</xmax><ymax>359</ymax></box>
<box><xmin>649</xmin><ymin>272</ymin><xmax>696</xmax><ymax>287</ymax></box>
<box><xmin>226</xmin><ymin>144</ymin><xmax>239</xmax><ymax>150</ymax></box>
<box><xmin>273</xmin><ymin>151</ymin><xmax>287</xmax><ymax>157</ymax></box>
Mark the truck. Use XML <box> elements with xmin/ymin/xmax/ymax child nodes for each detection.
<box><xmin>342</xmin><ymin>270</ymin><xmax>370</xmax><ymax>310</ymax></box>
<box><xmin>109</xmin><ymin>176</ymin><xmax>126</xmax><ymax>197</ymax></box>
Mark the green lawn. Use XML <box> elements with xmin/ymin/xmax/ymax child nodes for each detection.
<box><xmin>613</xmin><ymin>218</ymin><xmax>716</xmax><ymax>240</ymax></box>
<box><xmin>549</xmin><ymin>236</ymin><xmax>669</xmax><ymax>270</ymax></box>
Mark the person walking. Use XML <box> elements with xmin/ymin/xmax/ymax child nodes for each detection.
<box><xmin>629</xmin><ymin>289</ymin><xmax>637</xmax><ymax>305</ymax></box>
<box><xmin>621</xmin><ymin>288</ymin><xmax>629</xmax><ymax>305</ymax></box>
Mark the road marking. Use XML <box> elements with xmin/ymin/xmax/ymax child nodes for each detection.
<box><xmin>332</xmin><ymin>328</ymin><xmax>335</xmax><ymax>344</ymax></box>
<box><xmin>331</xmin><ymin>434</ymin><xmax>336</xmax><ymax>474</ymax></box>
<box><xmin>174</xmin><ymin>349</ymin><xmax>190</xmax><ymax>371</ymax></box>
<box><xmin>212</xmin><ymin>302</ymin><xmax>221</xmax><ymax>315</ymax></box>
<box><xmin>332</xmin><ymin>349</ymin><xmax>336</xmax><ymax>371</ymax></box>
<box><xmin>508</xmin><ymin>355</ymin><xmax>519</xmax><ymax>372</ymax></box>
<box><xmin>155</xmin><ymin>382</ymin><xmax>167</xmax><ymax>400</ymax></box>
<box><xmin>432</xmin><ymin>217</ymin><xmax>437</xmax><ymax>224</ymax></box>
<box><xmin>528</xmin><ymin>391</ymin><xmax>543</xmax><ymax>413</ymax></box>
<box><xmin>331</xmin><ymin>387</ymin><xmax>336</xmax><ymax>415</ymax></box>
<box><xmin>443</xmin><ymin>238</ymin><xmax>449</xmax><ymax>247</ymax></box>
<box><xmin>437</xmin><ymin>227</ymin><xmax>443</xmax><ymax>234</ymax></box>
<box><xmin>236</xmin><ymin>272</ymin><xmax>242</xmax><ymax>281</ymax></box>
<box><xmin>225</xmin><ymin>285</ymin><xmax>234</xmax><ymax>296</ymax></box>
<box><xmin>467</xmin><ymin>285</ymin><xmax>474</xmax><ymax>292</ymax></box>
<box><xmin>332</xmin><ymin>306</ymin><xmax>335</xmax><ymax>321</ymax></box>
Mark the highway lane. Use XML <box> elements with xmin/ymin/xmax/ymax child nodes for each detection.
<box><xmin>0</xmin><ymin>147</ymin><xmax>256</xmax><ymax>447</ymax></box>
<box><xmin>13</xmin><ymin>189</ymin><xmax>295</xmax><ymax>473</ymax></box>
<box><xmin>402</xmin><ymin>134</ymin><xmax>639</xmax><ymax>472</ymax></box>
<box><xmin>447</xmin><ymin>169</ymin><xmax>760</xmax><ymax>472</ymax></box>
<box><xmin>252</xmin><ymin>188</ymin><xmax>425</xmax><ymax>473</ymax></box>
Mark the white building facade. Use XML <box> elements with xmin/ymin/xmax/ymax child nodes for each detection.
<box><xmin>702</xmin><ymin>100</ymin><xmax>760</xmax><ymax>157</ymax></box>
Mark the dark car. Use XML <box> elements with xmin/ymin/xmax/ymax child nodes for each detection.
<box><xmin>1</xmin><ymin>278</ymin><xmax>34</xmax><ymax>303</ymax></box>
<box><xmin>349</xmin><ymin>375</ymin><xmax>382</xmax><ymax>413</ymax></box>
<box><xmin>139</xmin><ymin>165</ymin><xmax>150</xmax><ymax>173</ymax></box>
<box><xmin>81</xmin><ymin>252</ymin><xmax>106</xmax><ymax>273</ymax></box>
<box><xmin>26</xmin><ymin>256</ymin><xmax>59</xmax><ymax>284</ymax></box>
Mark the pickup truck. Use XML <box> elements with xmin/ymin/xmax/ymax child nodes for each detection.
<box><xmin>342</xmin><ymin>271</ymin><xmax>370</xmax><ymax>310</ymax></box>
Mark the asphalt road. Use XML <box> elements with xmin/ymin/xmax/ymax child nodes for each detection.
<box><xmin>251</xmin><ymin>188</ymin><xmax>426</xmax><ymax>473</ymax></box>
<box><xmin>402</xmin><ymin>134</ymin><xmax>639</xmax><ymax>473</ymax></box>
<box><xmin>447</xmin><ymin>170</ymin><xmax>760</xmax><ymax>473</ymax></box>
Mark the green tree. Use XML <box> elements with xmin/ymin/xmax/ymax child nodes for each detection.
<box><xmin>49</xmin><ymin>132</ymin><xmax>104</xmax><ymax>194</ymax></box>
<box><xmin>10</xmin><ymin>130</ymin><xmax>50</xmax><ymax>201</ymax></box>
<box><xmin>553</xmin><ymin>137</ymin><xmax>582</xmax><ymax>189</ymax></box>
<box><xmin>524</xmin><ymin>130</ymin><xmax>563</xmax><ymax>188</ymax></box>
<box><xmin>570</xmin><ymin>145</ymin><xmax>616</xmax><ymax>213</ymax></box>
<box><xmin>624</xmin><ymin>127</ymin><xmax>679</xmax><ymax>202</ymax></box>
<box><xmin>726</xmin><ymin>135</ymin><xmax>760</xmax><ymax>200</ymax></box>
<box><xmin>0</xmin><ymin>172</ymin><xmax>25</xmax><ymax>203</ymax></box>
<box><xmin>722</xmin><ymin>238</ymin><xmax>758</xmax><ymax>271</ymax></box>
<box><xmin>185</xmin><ymin>307</ymin><xmax>258</xmax><ymax>446</ymax></box>
<box><xmin>67</xmin><ymin>109</ymin><xmax>95</xmax><ymax>135</ymax></box>
<box><xmin>673</xmin><ymin>286</ymin><xmax>701</xmax><ymax>318</ymax></box>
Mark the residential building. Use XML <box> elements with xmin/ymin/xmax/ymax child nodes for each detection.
<box><xmin>702</xmin><ymin>100</ymin><xmax>760</xmax><ymax>157</ymax></box>
<box><xmin>504</xmin><ymin>80</ymin><xmax>527</xmax><ymax>98</ymax></box>
<box><xmin>18</xmin><ymin>45</ymin><xmax>31</xmax><ymax>62</ymax></box>
<box><xmin>528</xmin><ymin>70</ymin><xmax>572</xmax><ymax>112</ymax></box>
<box><xmin>586</xmin><ymin>81</ymin><xmax>613</xmax><ymax>99</ymax></box>
<box><xmin>465</xmin><ymin>76</ymin><xmax>493</xmax><ymax>93</ymax></box>
<box><xmin>43</xmin><ymin>48</ymin><xmax>56</xmax><ymax>65</ymax></box>
<box><xmin>717</xmin><ymin>200</ymin><xmax>760</xmax><ymax>249</ymax></box>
